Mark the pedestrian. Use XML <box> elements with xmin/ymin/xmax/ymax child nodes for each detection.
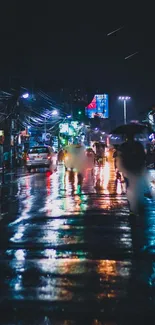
<box><xmin>3</xmin><ymin>151</ymin><xmax>10</xmax><ymax>169</ymax></box>
<box><xmin>115</xmin><ymin>140</ymin><xmax>153</xmax><ymax>215</ymax></box>
<box><xmin>58</xmin><ymin>148</ymin><xmax>65</xmax><ymax>162</ymax></box>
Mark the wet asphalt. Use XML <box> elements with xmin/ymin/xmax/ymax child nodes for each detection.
<box><xmin>0</xmin><ymin>154</ymin><xmax>155</xmax><ymax>325</ymax></box>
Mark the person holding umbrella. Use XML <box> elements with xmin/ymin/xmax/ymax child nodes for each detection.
<box><xmin>115</xmin><ymin>140</ymin><xmax>153</xmax><ymax>215</ymax></box>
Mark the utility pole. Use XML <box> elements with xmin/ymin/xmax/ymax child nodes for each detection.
<box><xmin>118</xmin><ymin>96</ymin><xmax>131</xmax><ymax>125</ymax></box>
<box><xmin>123</xmin><ymin>99</ymin><xmax>127</xmax><ymax>125</ymax></box>
<box><xmin>9</xmin><ymin>92</ymin><xmax>20</xmax><ymax>169</ymax></box>
<box><xmin>69</xmin><ymin>93</ymin><xmax>73</xmax><ymax>118</ymax></box>
<box><xmin>44</xmin><ymin>117</ymin><xmax>47</xmax><ymax>142</ymax></box>
<box><xmin>3</xmin><ymin>97</ymin><xmax>14</xmax><ymax>170</ymax></box>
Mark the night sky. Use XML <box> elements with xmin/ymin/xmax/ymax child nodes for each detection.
<box><xmin>0</xmin><ymin>2</ymin><xmax>155</xmax><ymax>121</ymax></box>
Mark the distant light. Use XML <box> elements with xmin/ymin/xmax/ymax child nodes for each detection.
<box><xmin>67</xmin><ymin>115</ymin><xmax>71</xmax><ymax>118</ymax></box>
<box><xmin>78</xmin><ymin>111</ymin><xmax>82</xmax><ymax>115</ymax></box>
<box><xmin>119</xmin><ymin>96</ymin><xmax>131</xmax><ymax>101</ymax></box>
<box><xmin>149</xmin><ymin>133</ymin><xmax>154</xmax><ymax>140</ymax></box>
<box><xmin>52</xmin><ymin>110</ymin><xmax>58</xmax><ymax>115</ymax></box>
<box><xmin>22</xmin><ymin>93</ymin><xmax>29</xmax><ymax>99</ymax></box>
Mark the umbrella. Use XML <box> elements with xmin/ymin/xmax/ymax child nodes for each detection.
<box><xmin>110</xmin><ymin>123</ymin><xmax>153</xmax><ymax>141</ymax></box>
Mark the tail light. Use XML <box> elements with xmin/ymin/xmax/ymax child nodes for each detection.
<box><xmin>86</xmin><ymin>152</ymin><xmax>92</xmax><ymax>156</ymax></box>
<box><xmin>26</xmin><ymin>155</ymin><xmax>29</xmax><ymax>161</ymax></box>
<box><xmin>47</xmin><ymin>155</ymin><xmax>51</xmax><ymax>160</ymax></box>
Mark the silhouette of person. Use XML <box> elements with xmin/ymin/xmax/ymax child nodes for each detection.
<box><xmin>115</xmin><ymin>140</ymin><xmax>152</xmax><ymax>214</ymax></box>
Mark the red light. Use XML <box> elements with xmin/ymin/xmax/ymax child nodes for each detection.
<box><xmin>46</xmin><ymin>170</ymin><xmax>52</xmax><ymax>177</ymax></box>
<box><xmin>47</xmin><ymin>155</ymin><xmax>51</xmax><ymax>160</ymax></box>
<box><xmin>26</xmin><ymin>155</ymin><xmax>29</xmax><ymax>161</ymax></box>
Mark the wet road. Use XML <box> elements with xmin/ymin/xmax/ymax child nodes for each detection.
<box><xmin>0</xmin><ymin>155</ymin><xmax>155</xmax><ymax>325</ymax></box>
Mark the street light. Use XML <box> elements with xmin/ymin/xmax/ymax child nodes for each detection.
<box><xmin>22</xmin><ymin>93</ymin><xmax>29</xmax><ymax>99</ymax></box>
<box><xmin>10</xmin><ymin>92</ymin><xmax>30</xmax><ymax>168</ymax></box>
<box><xmin>118</xmin><ymin>96</ymin><xmax>131</xmax><ymax>125</ymax></box>
<box><xmin>51</xmin><ymin>110</ymin><xmax>58</xmax><ymax>116</ymax></box>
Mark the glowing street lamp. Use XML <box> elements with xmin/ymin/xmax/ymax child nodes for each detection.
<box><xmin>118</xmin><ymin>96</ymin><xmax>131</xmax><ymax>125</ymax></box>
<box><xmin>22</xmin><ymin>93</ymin><xmax>29</xmax><ymax>99</ymax></box>
<box><xmin>51</xmin><ymin>110</ymin><xmax>58</xmax><ymax>116</ymax></box>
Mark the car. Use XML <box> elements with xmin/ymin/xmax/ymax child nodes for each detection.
<box><xmin>26</xmin><ymin>146</ymin><xmax>57</xmax><ymax>172</ymax></box>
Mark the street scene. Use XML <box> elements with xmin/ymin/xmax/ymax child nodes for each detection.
<box><xmin>0</xmin><ymin>89</ymin><xmax>155</xmax><ymax>325</ymax></box>
<box><xmin>0</xmin><ymin>88</ymin><xmax>155</xmax><ymax>325</ymax></box>
<box><xmin>1</xmin><ymin>4</ymin><xmax>155</xmax><ymax>325</ymax></box>
<box><xmin>0</xmin><ymin>150</ymin><xmax>155</xmax><ymax>324</ymax></box>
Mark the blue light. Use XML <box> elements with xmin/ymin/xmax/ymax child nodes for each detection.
<box><xmin>149</xmin><ymin>133</ymin><xmax>154</xmax><ymax>140</ymax></box>
<box><xmin>22</xmin><ymin>93</ymin><xmax>29</xmax><ymax>99</ymax></box>
<box><xmin>52</xmin><ymin>110</ymin><xmax>58</xmax><ymax>115</ymax></box>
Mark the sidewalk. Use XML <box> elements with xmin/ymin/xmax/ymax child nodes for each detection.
<box><xmin>0</xmin><ymin>167</ymin><xmax>26</xmax><ymax>186</ymax></box>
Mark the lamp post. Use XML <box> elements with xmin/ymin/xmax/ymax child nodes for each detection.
<box><xmin>11</xmin><ymin>92</ymin><xmax>30</xmax><ymax>168</ymax></box>
<box><xmin>21</xmin><ymin>93</ymin><xmax>29</xmax><ymax>99</ymax></box>
<box><xmin>118</xmin><ymin>96</ymin><xmax>131</xmax><ymax>125</ymax></box>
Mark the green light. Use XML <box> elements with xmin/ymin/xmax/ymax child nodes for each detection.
<box><xmin>78</xmin><ymin>111</ymin><xmax>82</xmax><ymax>115</ymax></box>
<box><xmin>61</xmin><ymin>139</ymin><xmax>66</xmax><ymax>144</ymax></box>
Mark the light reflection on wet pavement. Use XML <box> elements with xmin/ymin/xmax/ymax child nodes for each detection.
<box><xmin>0</xmin><ymin>156</ymin><xmax>155</xmax><ymax>324</ymax></box>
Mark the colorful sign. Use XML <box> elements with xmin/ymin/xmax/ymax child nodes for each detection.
<box><xmin>71</xmin><ymin>121</ymin><xmax>78</xmax><ymax>129</ymax></box>
<box><xmin>59</xmin><ymin>122</ymin><xmax>79</xmax><ymax>136</ymax></box>
<box><xmin>85</xmin><ymin>94</ymin><xmax>109</xmax><ymax>119</ymax></box>
<box><xmin>59</xmin><ymin>123</ymin><xmax>69</xmax><ymax>134</ymax></box>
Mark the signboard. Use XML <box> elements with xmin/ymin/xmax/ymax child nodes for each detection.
<box><xmin>71</xmin><ymin>121</ymin><xmax>78</xmax><ymax>129</ymax></box>
<box><xmin>85</xmin><ymin>94</ymin><xmax>109</xmax><ymax>119</ymax></box>
<box><xmin>59</xmin><ymin>123</ymin><xmax>69</xmax><ymax>134</ymax></box>
<box><xmin>52</xmin><ymin>136</ymin><xmax>58</xmax><ymax>151</ymax></box>
<box><xmin>130</xmin><ymin>120</ymin><xmax>139</xmax><ymax>123</ymax></box>
<box><xmin>42</xmin><ymin>133</ymin><xmax>51</xmax><ymax>141</ymax></box>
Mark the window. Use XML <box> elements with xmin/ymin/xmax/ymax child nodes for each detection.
<box><xmin>28</xmin><ymin>147</ymin><xmax>49</xmax><ymax>154</ymax></box>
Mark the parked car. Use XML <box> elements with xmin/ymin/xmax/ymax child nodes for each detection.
<box><xmin>26</xmin><ymin>146</ymin><xmax>57</xmax><ymax>172</ymax></box>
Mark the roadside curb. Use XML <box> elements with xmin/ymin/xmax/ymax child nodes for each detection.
<box><xmin>0</xmin><ymin>168</ymin><xmax>26</xmax><ymax>187</ymax></box>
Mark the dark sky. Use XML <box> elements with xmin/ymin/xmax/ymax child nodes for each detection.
<box><xmin>0</xmin><ymin>2</ymin><xmax>155</xmax><ymax>116</ymax></box>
